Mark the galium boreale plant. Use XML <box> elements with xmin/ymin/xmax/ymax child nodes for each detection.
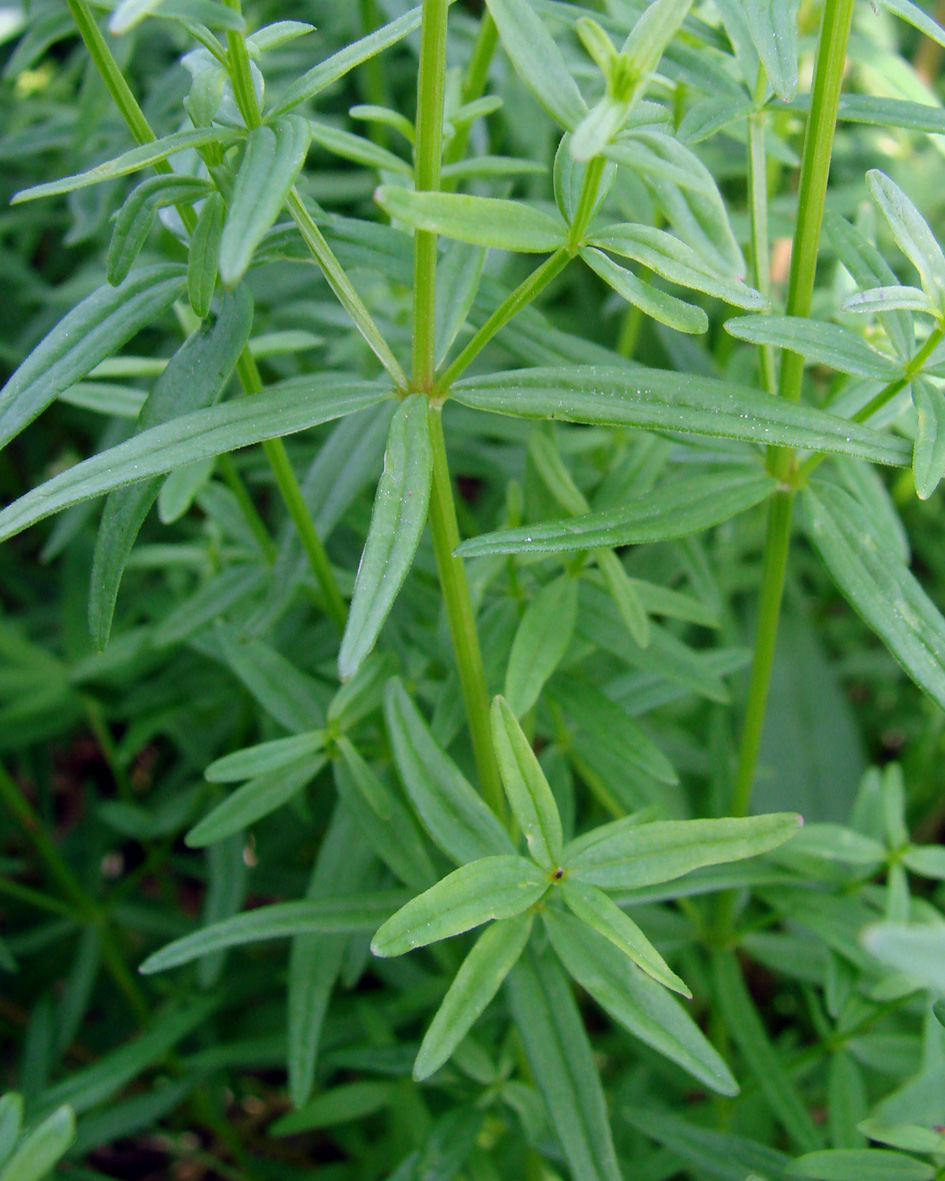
<box><xmin>3</xmin><ymin>0</ymin><xmax>945</xmax><ymax>1178</ymax></box>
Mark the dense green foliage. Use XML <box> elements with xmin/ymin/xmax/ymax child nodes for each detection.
<box><xmin>3</xmin><ymin>0</ymin><xmax>945</xmax><ymax>1178</ymax></box>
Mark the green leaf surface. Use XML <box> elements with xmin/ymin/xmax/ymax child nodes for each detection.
<box><xmin>912</xmin><ymin>377</ymin><xmax>945</xmax><ymax>500</ymax></box>
<box><xmin>544</xmin><ymin>911</ymin><xmax>738</xmax><ymax>1095</ymax></box>
<box><xmin>803</xmin><ymin>482</ymin><xmax>945</xmax><ymax>712</ymax></box>
<box><xmin>743</xmin><ymin>0</ymin><xmax>800</xmax><ymax>100</ymax></box>
<box><xmin>457</xmin><ymin>469</ymin><xmax>776</xmax><ymax>556</ymax></box>
<box><xmin>0</xmin><ymin>265</ymin><xmax>185</xmax><ymax>451</ymax></box>
<box><xmin>140</xmin><ymin>894</ymin><xmax>405</xmax><ymax>973</ymax></box>
<box><xmin>270</xmin><ymin>1082</ymin><xmax>393</xmax><ymax>1136</ymax></box>
<box><xmin>504</xmin><ymin>574</ymin><xmax>578</xmax><ymax>715</ymax></box>
<box><xmin>106</xmin><ymin>175</ymin><xmax>208</xmax><ymax>286</ymax></box>
<box><xmin>582</xmin><ymin>247</ymin><xmax>709</xmax><ymax>335</ymax></box>
<box><xmin>862</xmin><ymin>923</ymin><xmax>945</xmax><ymax>993</ymax></box>
<box><xmin>566</xmin><ymin>812</ymin><xmax>801</xmax><ymax>889</ymax></box>
<box><xmin>414</xmin><ymin>913</ymin><xmax>533</xmax><ymax>1080</ymax></box>
<box><xmin>451</xmin><ymin>366</ymin><xmax>911</xmax><ymax>466</ymax></box>
<box><xmin>0</xmin><ymin>1106</ymin><xmax>74</xmax><ymax>1181</ymax></box>
<box><xmin>725</xmin><ymin>315</ymin><xmax>900</xmax><ymax>379</ymax></box>
<box><xmin>491</xmin><ymin>695</ymin><xmax>563</xmax><ymax>869</ymax></box>
<box><xmin>370</xmin><ymin>856</ymin><xmax>547</xmax><ymax>957</ymax></box>
<box><xmin>205</xmin><ymin>731</ymin><xmax>326</xmax><ymax>783</ymax></box>
<box><xmin>867</xmin><ymin>170</ymin><xmax>945</xmax><ymax>309</ymax></box>
<box><xmin>507</xmin><ymin>948</ymin><xmax>622</xmax><ymax>1181</ymax></box>
<box><xmin>384</xmin><ymin>678</ymin><xmax>515</xmax><ymax>864</ymax></box>
<box><xmin>787</xmin><ymin>1149</ymin><xmax>934</xmax><ymax>1180</ymax></box>
<box><xmin>339</xmin><ymin>395</ymin><xmax>433</xmax><ymax>680</ymax></box>
<box><xmin>376</xmin><ymin>187</ymin><xmax>568</xmax><ymax>253</ymax></box>
<box><xmin>0</xmin><ymin>378</ymin><xmax>388</xmax><ymax>543</ymax></box>
<box><xmin>219</xmin><ymin>116</ymin><xmax>311</xmax><ymax>286</ymax></box>
<box><xmin>188</xmin><ymin>191</ymin><xmax>224</xmax><ymax>319</ymax></box>
<box><xmin>185</xmin><ymin>756</ymin><xmax>323</xmax><ymax>847</ymax></box>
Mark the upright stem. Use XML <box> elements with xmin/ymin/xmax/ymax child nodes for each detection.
<box><xmin>413</xmin><ymin>0</ymin><xmax>502</xmax><ymax>809</ymax></box>
<box><xmin>747</xmin><ymin>91</ymin><xmax>776</xmax><ymax>396</ymax></box>
<box><xmin>727</xmin><ymin>0</ymin><xmax>855</xmax><ymax>836</ymax></box>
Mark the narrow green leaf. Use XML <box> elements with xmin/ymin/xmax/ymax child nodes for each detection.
<box><xmin>339</xmin><ymin>395</ymin><xmax>433</xmax><ymax>680</ymax></box>
<box><xmin>880</xmin><ymin>0</ymin><xmax>945</xmax><ymax>52</ymax></box>
<box><xmin>0</xmin><ymin>1106</ymin><xmax>74</xmax><ymax>1181</ymax></box>
<box><xmin>206</xmin><ymin>732</ymin><xmax>326</xmax><ymax>783</ymax></box>
<box><xmin>219</xmin><ymin>116</ymin><xmax>311</xmax><ymax>286</ymax></box>
<box><xmin>491</xmin><ymin>695</ymin><xmax>564</xmax><ymax>869</ymax></box>
<box><xmin>0</xmin><ymin>378</ymin><xmax>388</xmax><ymax>543</ymax></box>
<box><xmin>742</xmin><ymin>0</ymin><xmax>800</xmax><ymax>101</ymax></box>
<box><xmin>458</xmin><ymin>469</ymin><xmax>777</xmax><ymax>556</ymax></box>
<box><xmin>384</xmin><ymin>678</ymin><xmax>515</xmax><ymax>864</ymax></box>
<box><xmin>901</xmin><ymin>844</ymin><xmax>945</xmax><ymax>878</ymax></box>
<box><xmin>787</xmin><ymin>1149</ymin><xmax>934</xmax><ymax>1181</ymax></box>
<box><xmin>88</xmin><ymin>285</ymin><xmax>254</xmax><ymax>649</ymax></box>
<box><xmin>712</xmin><ymin>950</ymin><xmax>824</xmax><ymax>1152</ymax></box>
<box><xmin>785</xmin><ymin>823</ymin><xmax>886</xmax><ymax>867</ymax></box>
<box><xmin>0</xmin><ymin>265</ymin><xmax>185</xmax><ymax>451</ymax></box>
<box><xmin>186</xmin><ymin>756</ymin><xmax>323</xmax><ymax>847</ymax></box>
<box><xmin>561</xmin><ymin>877</ymin><xmax>689</xmax><ymax>995</ymax></box>
<box><xmin>803</xmin><ymin>482</ymin><xmax>945</xmax><ymax>712</ymax></box>
<box><xmin>619</xmin><ymin>0</ymin><xmax>692</xmax><ymax>81</ymax></box>
<box><xmin>214</xmin><ymin>625</ymin><xmax>327</xmax><ymax>732</ymax></box>
<box><xmin>271</xmin><ymin>1082</ymin><xmax>393</xmax><ymax>1136</ymax></box>
<box><xmin>0</xmin><ymin>1095</ymin><xmax>22</xmax><ymax>1166</ymax></box>
<box><xmin>370</xmin><ymin>856</ymin><xmax>547</xmax><ymax>958</ymax></box>
<box><xmin>188</xmin><ymin>191</ymin><xmax>224</xmax><ymax>319</ymax></box>
<box><xmin>726</xmin><ymin>315</ymin><xmax>900</xmax><ymax>379</ymax></box>
<box><xmin>451</xmin><ymin>366</ymin><xmax>911</xmax><ymax>467</ymax></box>
<box><xmin>504</xmin><ymin>575</ymin><xmax>578</xmax><ymax>716</ymax></box>
<box><xmin>589</xmin><ymin>223</ymin><xmax>767</xmax><ymax>310</ymax></box>
<box><xmin>106</xmin><ymin>175</ymin><xmax>208</xmax><ymax>287</ymax></box>
<box><xmin>271</xmin><ymin>7</ymin><xmax>423</xmax><ymax>117</ymax></box>
<box><xmin>566</xmin><ymin>813</ymin><xmax>802</xmax><ymax>889</ymax></box>
<box><xmin>485</xmin><ymin>0</ymin><xmax>588</xmax><ymax>131</ymax></box>
<box><xmin>140</xmin><ymin>893</ymin><xmax>405</xmax><ymax>973</ymax></box>
<box><xmin>376</xmin><ymin>187</ymin><xmax>567</xmax><ymax>253</ymax></box>
<box><xmin>595</xmin><ymin>546</ymin><xmax>650</xmax><ymax>648</ymax></box>
<box><xmin>862</xmin><ymin>923</ymin><xmax>945</xmax><ymax>993</ymax></box>
<box><xmin>867</xmin><ymin>170</ymin><xmax>945</xmax><ymax>310</ymax></box>
<box><xmin>623</xmin><ymin>1105</ymin><xmax>793</xmax><ymax>1180</ymax></box>
<box><xmin>435</xmin><ymin>240</ymin><xmax>487</xmax><ymax>367</ymax></box>
<box><xmin>544</xmin><ymin>912</ymin><xmax>738</xmax><ymax>1095</ymax></box>
<box><xmin>912</xmin><ymin>377</ymin><xmax>945</xmax><ymax>500</ymax></box>
<box><xmin>414</xmin><ymin>913</ymin><xmax>533</xmax><ymax>1080</ymax></box>
<box><xmin>308</xmin><ymin>120</ymin><xmax>412</xmax><ymax>176</ymax></box>
<box><xmin>582</xmin><ymin>247</ymin><xmax>709</xmax><ymax>335</ymax></box>
<box><xmin>11</xmin><ymin>127</ymin><xmax>238</xmax><ymax>204</ymax></box>
<box><xmin>507</xmin><ymin>948</ymin><xmax>622</xmax><ymax>1181</ymax></box>
<box><xmin>842</xmin><ymin>286</ymin><xmax>935</xmax><ymax>317</ymax></box>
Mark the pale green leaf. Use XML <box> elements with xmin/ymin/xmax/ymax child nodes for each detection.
<box><xmin>376</xmin><ymin>187</ymin><xmax>568</xmax><ymax>253</ymax></box>
<box><xmin>491</xmin><ymin>695</ymin><xmax>563</xmax><ymax>869</ymax></box>
<box><xmin>504</xmin><ymin>575</ymin><xmax>578</xmax><ymax>716</ymax></box>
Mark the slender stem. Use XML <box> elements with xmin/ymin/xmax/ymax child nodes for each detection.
<box><xmin>217</xmin><ymin>454</ymin><xmax>277</xmax><ymax>563</ymax></box>
<box><xmin>437</xmin><ymin>250</ymin><xmax>570</xmax><ymax>389</ymax></box>
<box><xmin>412</xmin><ymin>0</ymin><xmax>449</xmax><ymax>389</ymax></box>
<box><xmin>427</xmin><ymin>408</ymin><xmax>504</xmax><ymax>814</ymax></box>
<box><xmin>568</xmin><ymin>156</ymin><xmax>606</xmax><ymax>250</ymax></box>
<box><xmin>412</xmin><ymin>0</ymin><xmax>503</xmax><ymax>809</ymax></box>
<box><xmin>797</xmin><ymin>323</ymin><xmax>945</xmax><ymax>483</ymax></box>
<box><xmin>443</xmin><ymin>12</ymin><xmax>498</xmax><ymax>178</ymax></box>
<box><xmin>727</xmin><ymin>0</ymin><xmax>855</xmax><ymax>834</ymax></box>
<box><xmin>747</xmin><ymin>95</ymin><xmax>776</xmax><ymax>395</ymax></box>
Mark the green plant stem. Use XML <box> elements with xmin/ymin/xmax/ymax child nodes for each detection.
<box><xmin>747</xmin><ymin>90</ymin><xmax>776</xmax><ymax>395</ymax></box>
<box><xmin>436</xmin><ymin>249</ymin><xmax>570</xmax><ymax>389</ymax></box>
<box><xmin>797</xmin><ymin>323</ymin><xmax>945</xmax><ymax>483</ymax></box>
<box><xmin>235</xmin><ymin>351</ymin><xmax>348</xmax><ymax>631</ymax></box>
<box><xmin>443</xmin><ymin>11</ymin><xmax>498</xmax><ymax>177</ymax></box>
<box><xmin>726</xmin><ymin>0</ymin><xmax>855</xmax><ymax>842</ymax></box>
<box><xmin>412</xmin><ymin>0</ymin><xmax>503</xmax><ymax>811</ymax></box>
<box><xmin>217</xmin><ymin>454</ymin><xmax>278</xmax><ymax>563</ymax></box>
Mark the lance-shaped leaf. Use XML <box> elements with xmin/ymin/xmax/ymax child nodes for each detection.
<box><xmin>543</xmin><ymin>911</ymin><xmax>738</xmax><ymax>1095</ymax></box>
<box><xmin>188</xmin><ymin>191</ymin><xmax>224</xmax><ymax>319</ymax></box>
<box><xmin>414</xmin><ymin>913</ymin><xmax>533</xmax><ymax>1081</ymax></box>
<box><xmin>385</xmin><ymin>680</ymin><xmax>517</xmax><ymax>864</ymax></box>
<box><xmin>726</xmin><ymin>315</ymin><xmax>900</xmax><ymax>380</ymax></box>
<box><xmin>140</xmin><ymin>893</ymin><xmax>405</xmax><ymax>973</ymax></box>
<box><xmin>912</xmin><ymin>377</ymin><xmax>945</xmax><ymax>500</ymax></box>
<box><xmin>862</xmin><ymin>922</ymin><xmax>945</xmax><ymax>994</ymax></box>
<box><xmin>0</xmin><ymin>1105</ymin><xmax>74</xmax><ymax>1181</ymax></box>
<box><xmin>271</xmin><ymin>6</ymin><xmax>423</xmax><ymax>116</ymax></box>
<box><xmin>459</xmin><ymin>469</ymin><xmax>776</xmax><ymax>556</ymax></box>
<box><xmin>11</xmin><ymin>126</ymin><xmax>239</xmax><ymax>204</ymax></box>
<box><xmin>206</xmin><ymin>731</ymin><xmax>326</xmax><ymax>782</ymax></box>
<box><xmin>565</xmin><ymin>812</ymin><xmax>802</xmax><ymax>890</ymax></box>
<box><xmin>88</xmin><ymin>285</ymin><xmax>254</xmax><ymax>649</ymax></box>
<box><xmin>107</xmin><ymin>175</ymin><xmax>209</xmax><ymax>286</ymax></box>
<box><xmin>451</xmin><ymin>366</ymin><xmax>911</xmax><ymax>467</ymax></box>
<box><xmin>0</xmin><ymin>1094</ymin><xmax>23</xmax><ymax>1162</ymax></box>
<box><xmin>339</xmin><ymin>395</ymin><xmax>433</xmax><ymax>681</ymax></box>
<box><xmin>867</xmin><ymin>170</ymin><xmax>945</xmax><ymax>311</ymax></box>
<box><xmin>491</xmin><ymin>696</ymin><xmax>563</xmax><ymax>869</ymax></box>
<box><xmin>485</xmin><ymin>0</ymin><xmax>588</xmax><ymax>132</ymax></box>
<box><xmin>0</xmin><ymin>378</ymin><xmax>388</xmax><ymax>543</ymax></box>
<box><xmin>507</xmin><ymin>949</ymin><xmax>623</xmax><ymax>1181</ymax></box>
<box><xmin>743</xmin><ymin>0</ymin><xmax>801</xmax><ymax>100</ymax></box>
<box><xmin>384</xmin><ymin>679</ymin><xmax>515</xmax><ymax>864</ymax></box>
<box><xmin>0</xmin><ymin>264</ymin><xmax>185</xmax><ymax>451</ymax></box>
<box><xmin>376</xmin><ymin>187</ymin><xmax>568</xmax><ymax>253</ymax></box>
<box><xmin>560</xmin><ymin>877</ymin><xmax>689</xmax><ymax>996</ymax></box>
<box><xmin>504</xmin><ymin>575</ymin><xmax>578</xmax><ymax>716</ymax></box>
<box><xmin>582</xmin><ymin>247</ymin><xmax>709</xmax><ymax>335</ymax></box>
<box><xmin>590</xmin><ymin>223</ymin><xmax>767</xmax><ymax>309</ymax></box>
<box><xmin>370</xmin><ymin>856</ymin><xmax>547</xmax><ymax>958</ymax></box>
<box><xmin>787</xmin><ymin>1149</ymin><xmax>935</xmax><ymax>1180</ymax></box>
<box><xmin>219</xmin><ymin>115</ymin><xmax>311</xmax><ymax>286</ymax></box>
<box><xmin>185</xmin><ymin>756</ymin><xmax>324</xmax><ymax>848</ymax></box>
<box><xmin>803</xmin><ymin>482</ymin><xmax>945</xmax><ymax>712</ymax></box>
<box><xmin>842</xmin><ymin>285</ymin><xmax>935</xmax><ymax>317</ymax></box>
